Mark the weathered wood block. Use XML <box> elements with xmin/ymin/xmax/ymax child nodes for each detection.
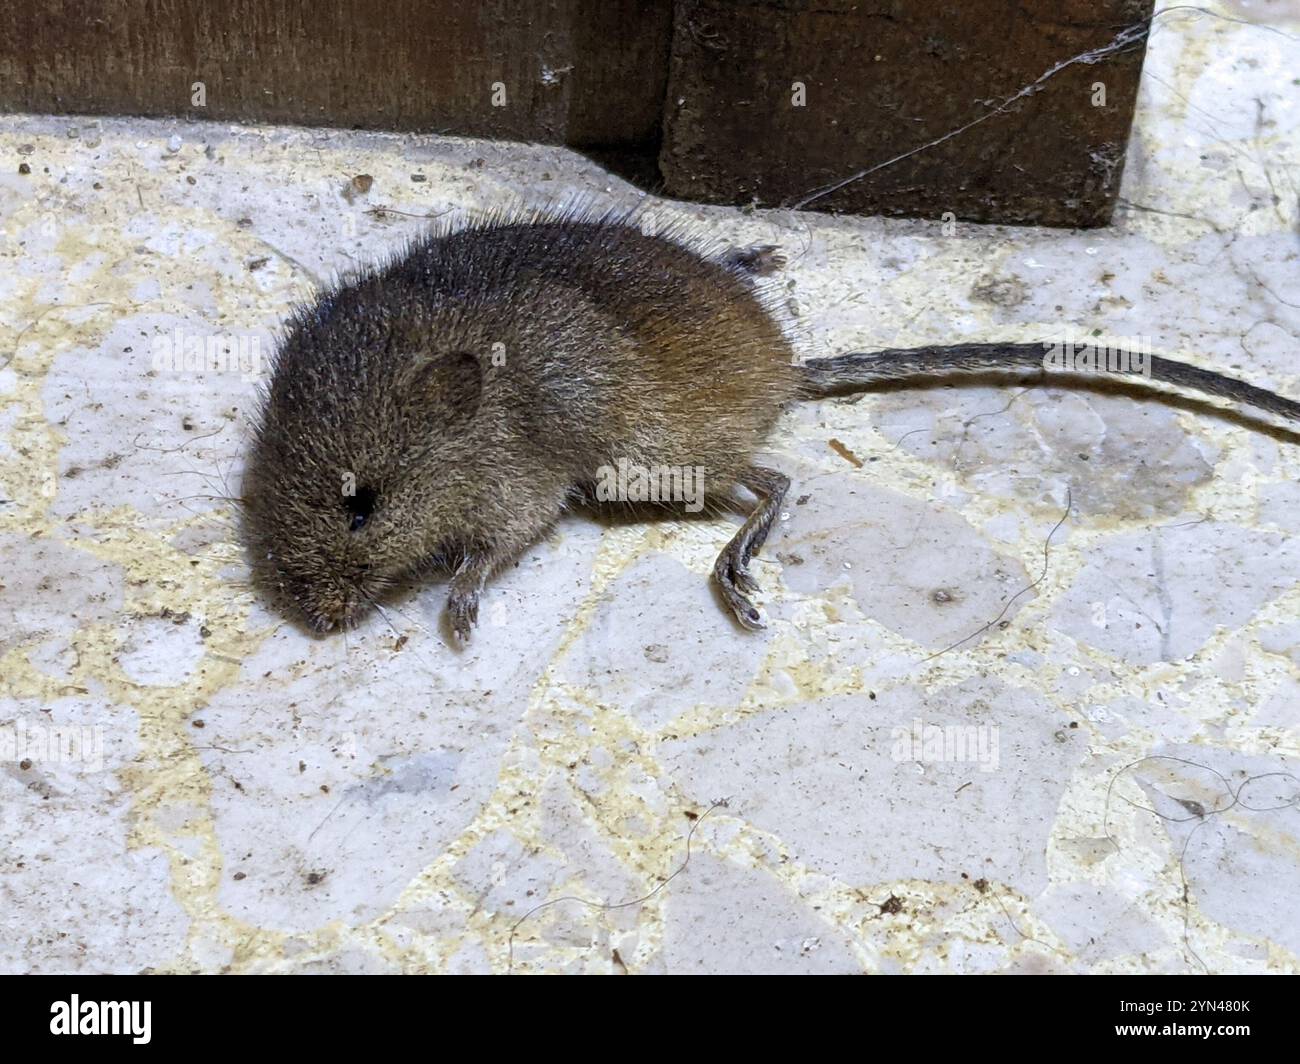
<box><xmin>659</xmin><ymin>0</ymin><xmax>1154</xmax><ymax>226</ymax></box>
<box><xmin>0</xmin><ymin>0</ymin><xmax>672</xmax><ymax>148</ymax></box>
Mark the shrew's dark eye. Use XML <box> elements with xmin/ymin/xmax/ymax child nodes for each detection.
<box><xmin>344</xmin><ymin>485</ymin><xmax>378</xmax><ymax>532</ymax></box>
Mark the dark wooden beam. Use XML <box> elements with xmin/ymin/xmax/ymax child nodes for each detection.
<box><xmin>0</xmin><ymin>1</ymin><xmax>1153</xmax><ymax>227</ymax></box>
<box><xmin>659</xmin><ymin>0</ymin><xmax>1154</xmax><ymax>226</ymax></box>
<box><xmin>0</xmin><ymin>1</ymin><xmax>672</xmax><ymax>148</ymax></box>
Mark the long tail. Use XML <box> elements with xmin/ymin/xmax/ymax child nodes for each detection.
<box><xmin>799</xmin><ymin>342</ymin><xmax>1300</xmax><ymax>425</ymax></box>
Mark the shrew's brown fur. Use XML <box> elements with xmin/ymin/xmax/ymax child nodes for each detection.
<box><xmin>243</xmin><ymin>207</ymin><xmax>1300</xmax><ymax>638</ymax></box>
<box><xmin>242</xmin><ymin>208</ymin><xmax>797</xmax><ymax>635</ymax></box>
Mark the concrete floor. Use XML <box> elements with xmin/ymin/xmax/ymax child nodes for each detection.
<box><xmin>1</xmin><ymin>3</ymin><xmax>1298</xmax><ymax>973</ymax></box>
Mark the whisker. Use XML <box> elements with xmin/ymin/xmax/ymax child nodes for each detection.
<box><xmin>359</xmin><ymin>588</ymin><xmax>440</xmax><ymax>671</ymax></box>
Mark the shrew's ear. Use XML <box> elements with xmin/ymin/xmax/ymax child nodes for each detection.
<box><xmin>412</xmin><ymin>349</ymin><xmax>484</xmax><ymax>425</ymax></box>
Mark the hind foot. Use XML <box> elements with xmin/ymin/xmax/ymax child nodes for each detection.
<box><xmin>712</xmin><ymin>466</ymin><xmax>791</xmax><ymax>631</ymax></box>
<box><xmin>714</xmin><ymin>544</ymin><xmax>765</xmax><ymax>630</ymax></box>
<box><xmin>725</xmin><ymin>244</ymin><xmax>787</xmax><ymax>277</ymax></box>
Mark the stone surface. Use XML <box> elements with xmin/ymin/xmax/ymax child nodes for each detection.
<box><xmin>1</xmin><ymin>4</ymin><xmax>1297</xmax><ymax>973</ymax></box>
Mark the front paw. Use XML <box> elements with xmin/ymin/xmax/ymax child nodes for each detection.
<box><xmin>446</xmin><ymin>586</ymin><xmax>480</xmax><ymax>644</ymax></box>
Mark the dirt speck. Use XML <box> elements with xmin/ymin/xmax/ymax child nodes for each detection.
<box><xmin>828</xmin><ymin>438</ymin><xmax>864</xmax><ymax>468</ymax></box>
<box><xmin>970</xmin><ymin>275</ymin><xmax>1028</xmax><ymax>308</ymax></box>
<box><xmin>342</xmin><ymin>174</ymin><xmax>373</xmax><ymax>202</ymax></box>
